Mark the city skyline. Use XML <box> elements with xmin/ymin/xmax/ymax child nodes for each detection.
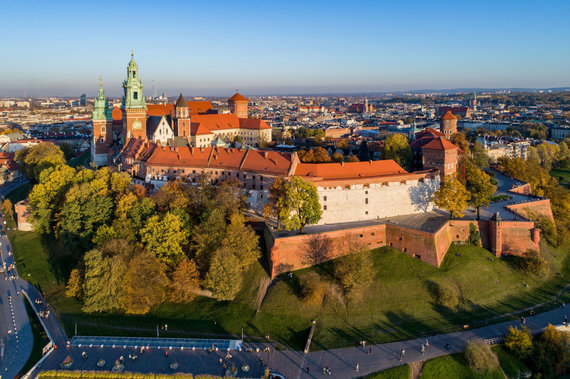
<box><xmin>1</xmin><ymin>0</ymin><xmax>569</xmax><ymax>97</ymax></box>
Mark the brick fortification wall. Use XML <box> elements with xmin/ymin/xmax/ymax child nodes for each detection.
<box><xmin>509</xmin><ymin>183</ymin><xmax>532</xmax><ymax>196</ymax></box>
<box><xmin>506</xmin><ymin>199</ymin><xmax>555</xmax><ymax>222</ymax></box>
<box><xmin>268</xmin><ymin>218</ymin><xmax>541</xmax><ymax>277</ymax></box>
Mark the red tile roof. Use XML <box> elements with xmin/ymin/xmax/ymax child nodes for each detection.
<box><xmin>191</xmin><ymin>123</ymin><xmax>214</xmax><ymax>136</ymax></box>
<box><xmin>238</xmin><ymin>118</ymin><xmax>271</xmax><ymax>130</ymax></box>
<box><xmin>441</xmin><ymin>110</ymin><xmax>457</xmax><ymax>120</ymax></box>
<box><xmin>422</xmin><ymin>136</ymin><xmax>459</xmax><ymax>151</ymax></box>
<box><xmin>295</xmin><ymin>160</ymin><xmax>407</xmax><ymax>180</ymax></box>
<box><xmin>0</xmin><ymin>152</ymin><xmax>18</xmax><ymax>170</ymax></box>
<box><xmin>228</xmin><ymin>93</ymin><xmax>248</xmax><ymax>102</ymax></box>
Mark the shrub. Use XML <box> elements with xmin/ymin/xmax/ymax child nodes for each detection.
<box><xmin>467</xmin><ymin>222</ymin><xmax>481</xmax><ymax>246</ymax></box>
<box><xmin>518</xmin><ymin>249</ymin><xmax>548</xmax><ymax>275</ymax></box>
<box><xmin>430</xmin><ymin>279</ymin><xmax>461</xmax><ymax>309</ymax></box>
<box><xmin>299</xmin><ymin>271</ymin><xmax>328</xmax><ymax>305</ymax></box>
<box><xmin>504</xmin><ymin>326</ymin><xmax>533</xmax><ymax>358</ymax></box>
<box><xmin>525</xmin><ymin>209</ymin><xmax>558</xmax><ymax>246</ymax></box>
<box><xmin>464</xmin><ymin>338</ymin><xmax>499</xmax><ymax>373</ymax></box>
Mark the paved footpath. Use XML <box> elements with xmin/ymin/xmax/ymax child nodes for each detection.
<box><xmin>30</xmin><ymin>305</ymin><xmax>567</xmax><ymax>378</ymax></box>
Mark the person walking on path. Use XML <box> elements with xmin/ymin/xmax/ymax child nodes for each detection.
<box><xmin>355</xmin><ymin>362</ymin><xmax>359</xmax><ymax>372</ymax></box>
<box><xmin>420</xmin><ymin>344</ymin><xmax>425</xmax><ymax>355</ymax></box>
<box><xmin>400</xmin><ymin>348</ymin><xmax>405</xmax><ymax>361</ymax></box>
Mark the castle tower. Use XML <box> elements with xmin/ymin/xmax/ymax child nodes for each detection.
<box><xmin>440</xmin><ymin>111</ymin><xmax>457</xmax><ymax>140</ymax></box>
<box><xmin>489</xmin><ymin>212</ymin><xmax>503</xmax><ymax>257</ymax></box>
<box><xmin>121</xmin><ymin>52</ymin><xmax>147</xmax><ymax>141</ymax></box>
<box><xmin>175</xmin><ymin>93</ymin><xmax>190</xmax><ymax>137</ymax></box>
<box><xmin>228</xmin><ymin>92</ymin><xmax>248</xmax><ymax>118</ymax></box>
<box><xmin>91</xmin><ymin>76</ymin><xmax>113</xmax><ymax>165</ymax></box>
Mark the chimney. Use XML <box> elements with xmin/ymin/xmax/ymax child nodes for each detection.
<box><xmin>341</xmin><ymin>161</ymin><xmax>344</xmax><ymax>166</ymax></box>
<box><xmin>264</xmin><ymin>151</ymin><xmax>269</xmax><ymax>159</ymax></box>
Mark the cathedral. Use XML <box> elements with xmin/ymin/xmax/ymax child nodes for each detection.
<box><xmin>91</xmin><ymin>53</ymin><xmax>272</xmax><ymax>166</ymax></box>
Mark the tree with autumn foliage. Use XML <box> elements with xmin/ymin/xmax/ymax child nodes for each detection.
<box><xmin>463</xmin><ymin>159</ymin><xmax>497</xmax><ymax>219</ymax></box>
<box><xmin>432</xmin><ymin>174</ymin><xmax>470</xmax><ymax>219</ymax></box>
<box><xmin>279</xmin><ymin>176</ymin><xmax>322</xmax><ymax>233</ymax></box>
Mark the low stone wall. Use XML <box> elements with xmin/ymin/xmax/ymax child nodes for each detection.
<box><xmin>509</xmin><ymin>183</ymin><xmax>532</xmax><ymax>196</ymax></box>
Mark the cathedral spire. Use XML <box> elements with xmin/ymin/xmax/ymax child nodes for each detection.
<box><xmin>122</xmin><ymin>52</ymin><xmax>146</xmax><ymax>110</ymax></box>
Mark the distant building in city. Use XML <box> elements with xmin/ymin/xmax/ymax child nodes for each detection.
<box><xmin>348</xmin><ymin>98</ymin><xmax>374</xmax><ymax>113</ymax></box>
<box><xmin>437</xmin><ymin>106</ymin><xmax>471</xmax><ymax>119</ymax></box>
<box><xmin>80</xmin><ymin>94</ymin><xmax>87</xmax><ymax>106</ymax></box>
<box><xmin>550</xmin><ymin>125</ymin><xmax>570</xmax><ymax>141</ymax></box>
<box><xmin>440</xmin><ymin>111</ymin><xmax>458</xmax><ymax>139</ymax></box>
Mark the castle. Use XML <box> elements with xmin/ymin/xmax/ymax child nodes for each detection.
<box><xmin>91</xmin><ymin>53</ymin><xmax>272</xmax><ymax>166</ymax></box>
<box><xmin>92</xmin><ymin>55</ymin><xmax>551</xmax><ymax>276</ymax></box>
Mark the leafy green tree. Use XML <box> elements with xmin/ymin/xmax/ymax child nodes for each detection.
<box><xmin>204</xmin><ymin>247</ymin><xmax>242</xmax><ymax>301</ymax></box>
<box><xmin>334</xmin><ymin>245</ymin><xmax>374</xmax><ymax>300</ymax></box>
<box><xmin>533</xmin><ymin>324</ymin><xmax>570</xmax><ymax>377</ymax></box>
<box><xmin>432</xmin><ymin>174</ymin><xmax>470</xmax><ymax>219</ymax></box>
<box><xmin>279</xmin><ymin>176</ymin><xmax>322</xmax><ymax>233</ymax></box>
<box><xmin>358</xmin><ymin>140</ymin><xmax>370</xmax><ymax>161</ymax></box>
<box><xmin>15</xmin><ymin>142</ymin><xmax>66</xmax><ymax>182</ymax></box>
<box><xmin>65</xmin><ymin>268</ymin><xmax>84</xmax><ymax>299</ymax></box>
<box><xmin>504</xmin><ymin>326</ymin><xmax>533</xmax><ymax>359</ymax></box>
<box><xmin>1</xmin><ymin>199</ymin><xmax>14</xmax><ymax>224</ymax></box>
<box><xmin>59</xmin><ymin>142</ymin><xmax>74</xmax><ymax>161</ymax></box>
<box><xmin>28</xmin><ymin>164</ymin><xmax>77</xmax><ymax>234</ymax></box>
<box><xmin>127</xmin><ymin>197</ymin><xmax>157</xmax><ymax>236</ymax></box>
<box><xmin>141</xmin><ymin>212</ymin><xmax>189</xmax><ymax>267</ymax></box>
<box><xmin>58</xmin><ymin>182</ymin><xmax>114</xmax><ymax>252</ymax></box>
<box><xmin>82</xmin><ymin>249</ymin><xmax>127</xmax><ymax>312</ymax></box>
<box><xmin>450</xmin><ymin>132</ymin><xmax>469</xmax><ymax>154</ymax></box>
<box><xmin>471</xmin><ymin>141</ymin><xmax>490</xmax><ymax>168</ymax></box>
<box><xmin>170</xmin><ymin>259</ymin><xmax>201</xmax><ymax>303</ymax></box>
<box><xmin>464</xmin><ymin>160</ymin><xmax>496</xmax><ymax>219</ymax></box>
<box><xmin>222</xmin><ymin>213</ymin><xmax>260</xmax><ymax>269</ymax></box>
<box><xmin>121</xmin><ymin>252</ymin><xmax>169</xmax><ymax>314</ymax></box>
<box><xmin>263</xmin><ymin>177</ymin><xmax>288</xmax><ymax>229</ymax></box>
<box><xmin>192</xmin><ymin>207</ymin><xmax>227</xmax><ymax>272</ymax></box>
<box><xmin>151</xmin><ymin>180</ymin><xmax>190</xmax><ymax>212</ymax></box>
<box><xmin>383</xmin><ymin>134</ymin><xmax>412</xmax><ymax>169</ymax></box>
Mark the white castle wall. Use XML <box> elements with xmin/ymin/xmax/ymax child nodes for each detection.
<box><xmin>316</xmin><ymin>176</ymin><xmax>440</xmax><ymax>225</ymax></box>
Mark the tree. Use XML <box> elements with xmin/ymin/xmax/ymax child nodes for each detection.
<box><xmin>141</xmin><ymin>212</ymin><xmax>189</xmax><ymax>267</ymax></box>
<box><xmin>127</xmin><ymin>197</ymin><xmax>157</xmax><ymax>236</ymax></box>
<box><xmin>279</xmin><ymin>176</ymin><xmax>322</xmax><ymax>233</ymax></box>
<box><xmin>450</xmin><ymin>133</ymin><xmax>469</xmax><ymax>154</ymax></box>
<box><xmin>82</xmin><ymin>249</ymin><xmax>127</xmax><ymax>313</ymax></box>
<box><xmin>504</xmin><ymin>326</ymin><xmax>533</xmax><ymax>359</ymax></box>
<box><xmin>331</xmin><ymin>152</ymin><xmax>344</xmax><ymax>162</ymax></box>
<box><xmin>298</xmin><ymin>272</ymin><xmax>327</xmax><ymax>305</ymax></box>
<box><xmin>192</xmin><ymin>207</ymin><xmax>227</xmax><ymax>272</ymax></box>
<box><xmin>28</xmin><ymin>164</ymin><xmax>76</xmax><ymax>234</ymax></box>
<box><xmin>1</xmin><ymin>199</ymin><xmax>14</xmax><ymax>225</ymax></box>
<box><xmin>263</xmin><ymin>177</ymin><xmax>287</xmax><ymax>229</ymax></box>
<box><xmin>121</xmin><ymin>252</ymin><xmax>169</xmax><ymax>314</ymax></box>
<box><xmin>65</xmin><ymin>268</ymin><xmax>84</xmax><ymax>299</ymax></box>
<box><xmin>432</xmin><ymin>175</ymin><xmax>470</xmax><ymax>219</ymax></box>
<box><xmin>170</xmin><ymin>259</ymin><xmax>201</xmax><ymax>303</ymax></box>
<box><xmin>358</xmin><ymin>140</ymin><xmax>370</xmax><ymax>161</ymax></box>
<box><xmin>464</xmin><ymin>160</ymin><xmax>496</xmax><ymax>219</ymax></box>
<box><xmin>15</xmin><ymin>142</ymin><xmax>66</xmax><ymax>182</ymax></box>
<box><xmin>533</xmin><ymin>324</ymin><xmax>570</xmax><ymax>377</ymax></box>
<box><xmin>59</xmin><ymin>142</ymin><xmax>74</xmax><ymax>161</ymax></box>
<box><xmin>333</xmin><ymin>245</ymin><xmax>374</xmax><ymax>300</ymax></box>
<box><xmin>383</xmin><ymin>134</ymin><xmax>412</xmax><ymax>169</ymax></box>
<box><xmin>345</xmin><ymin>154</ymin><xmax>360</xmax><ymax>162</ymax></box>
<box><xmin>222</xmin><ymin>213</ymin><xmax>260</xmax><ymax>270</ymax></box>
<box><xmin>464</xmin><ymin>339</ymin><xmax>499</xmax><ymax>373</ymax></box>
<box><xmin>233</xmin><ymin>135</ymin><xmax>242</xmax><ymax>143</ymax></box>
<box><xmin>471</xmin><ymin>141</ymin><xmax>490</xmax><ymax>168</ymax></box>
<box><xmin>204</xmin><ymin>247</ymin><xmax>242</xmax><ymax>301</ymax></box>
<box><xmin>337</xmin><ymin>139</ymin><xmax>349</xmax><ymax>149</ymax></box>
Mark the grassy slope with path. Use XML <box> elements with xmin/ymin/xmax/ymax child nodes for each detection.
<box><xmin>362</xmin><ymin>364</ymin><xmax>410</xmax><ymax>379</ymax></box>
<box><xmin>5</xmin><ymin>182</ymin><xmax>570</xmax><ymax>350</ymax></box>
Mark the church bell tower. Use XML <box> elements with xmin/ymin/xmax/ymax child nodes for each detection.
<box><xmin>92</xmin><ymin>76</ymin><xmax>112</xmax><ymax>165</ymax></box>
<box><xmin>122</xmin><ymin>52</ymin><xmax>147</xmax><ymax>141</ymax></box>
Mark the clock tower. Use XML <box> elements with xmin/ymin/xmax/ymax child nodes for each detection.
<box><xmin>122</xmin><ymin>52</ymin><xmax>147</xmax><ymax>141</ymax></box>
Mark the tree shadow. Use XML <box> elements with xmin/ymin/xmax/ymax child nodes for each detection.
<box><xmin>408</xmin><ymin>178</ymin><xmax>439</xmax><ymax>213</ymax></box>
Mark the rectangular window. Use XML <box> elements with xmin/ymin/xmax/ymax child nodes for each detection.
<box><xmin>101</xmin><ymin>125</ymin><xmax>105</xmax><ymax>133</ymax></box>
<box><xmin>133</xmin><ymin>91</ymin><xmax>138</xmax><ymax>100</ymax></box>
<box><xmin>323</xmin><ymin>205</ymin><xmax>327</xmax><ymax>210</ymax></box>
<box><xmin>323</xmin><ymin>196</ymin><xmax>327</xmax><ymax>201</ymax></box>
<box><xmin>365</xmin><ymin>198</ymin><xmax>368</xmax><ymax>204</ymax></box>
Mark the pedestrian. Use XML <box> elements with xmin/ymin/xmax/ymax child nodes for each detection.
<box><xmin>355</xmin><ymin>362</ymin><xmax>359</xmax><ymax>372</ymax></box>
<box><xmin>165</xmin><ymin>351</ymin><xmax>168</xmax><ymax>357</ymax></box>
<box><xmin>420</xmin><ymin>344</ymin><xmax>425</xmax><ymax>355</ymax></box>
<box><xmin>306</xmin><ymin>366</ymin><xmax>310</xmax><ymax>373</ymax></box>
<box><xmin>425</xmin><ymin>338</ymin><xmax>429</xmax><ymax>347</ymax></box>
<box><xmin>362</xmin><ymin>340</ymin><xmax>366</xmax><ymax>349</ymax></box>
<box><xmin>219</xmin><ymin>358</ymin><xmax>223</xmax><ymax>365</ymax></box>
<box><xmin>564</xmin><ymin>315</ymin><xmax>567</xmax><ymax>326</ymax></box>
<box><xmin>368</xmin><ymin>347</ymin><xmax>372</xmax><ymax>355</ymax></box>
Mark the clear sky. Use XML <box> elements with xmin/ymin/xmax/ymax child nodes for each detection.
<box><xmin>1</xmin><ymin>0</ymin><xmax>569</xmax><ymax>97</ymax></box>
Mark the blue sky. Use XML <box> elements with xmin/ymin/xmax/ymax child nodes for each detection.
<box><xmin>1</xmin><ymin>0</ymin><xmax>569</xmax><ymax>97</ymax></box>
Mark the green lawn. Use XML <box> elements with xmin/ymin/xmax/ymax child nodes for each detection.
<box><xmin>361</xmin><ymin>364</ymin><xmax>410</xmax><ymax>379</ymax></box>
<box><xmin>421</xmin><ymin>353</ymin><xmax>505</xmax><ymax>379</ymax></box>
<box><xmin>6</xmin><ymin>181</ymin><xmax>570</xmax><ymax>350</ymax></box>
<box><xmin>491</xmin><ymin>346</ymin><xmax>529</xmax><ymax>379</ymax></box>
<box><xmin>550</xmin><ymin>168</ymin><xmax>570</xmax><ymax>188</ymax></box>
